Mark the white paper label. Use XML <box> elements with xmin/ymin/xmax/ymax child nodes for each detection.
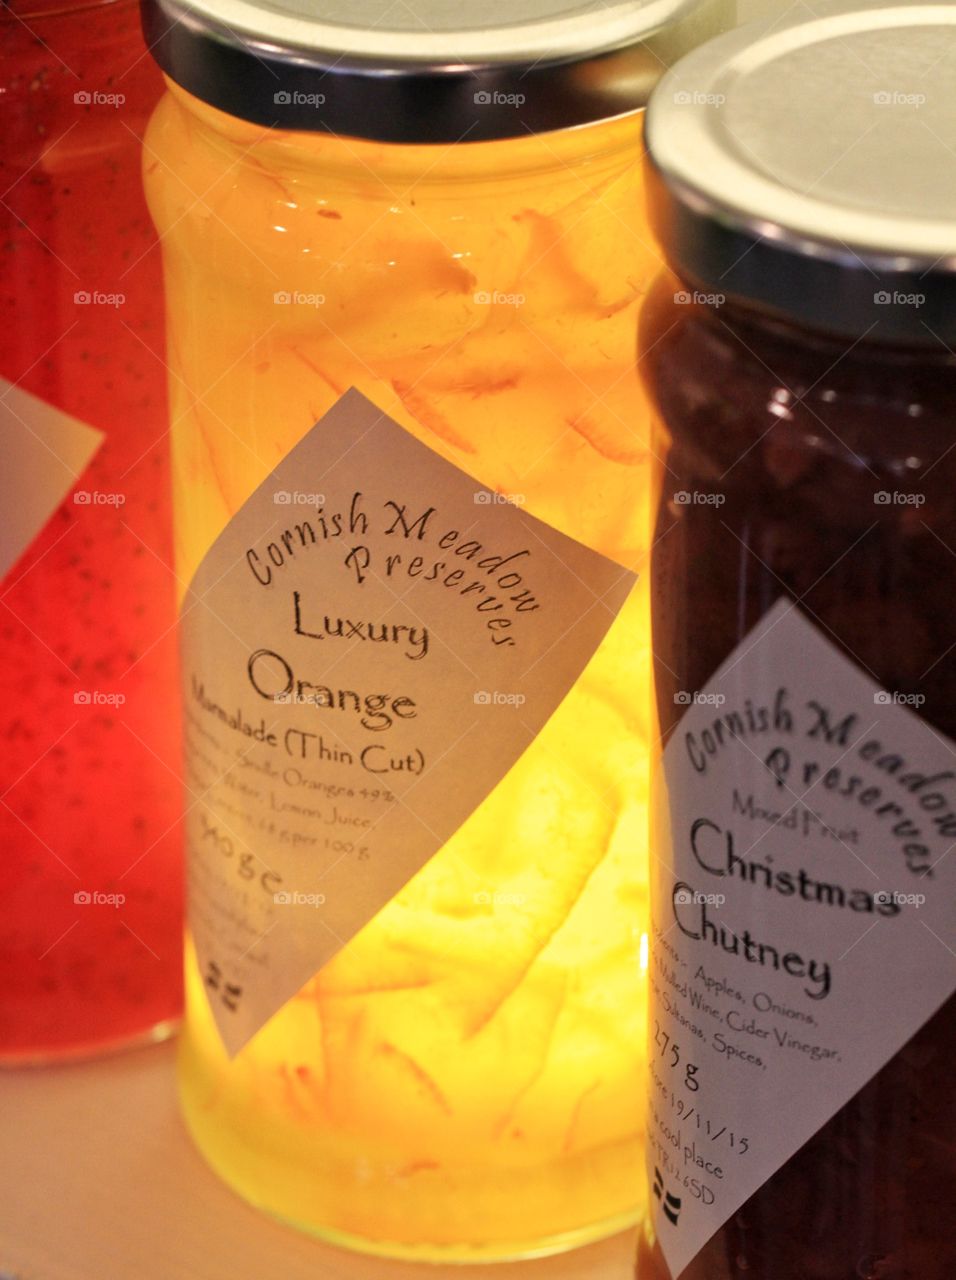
<box><xmin>0</xmin><ymin>378</ymin><xmax>104</xmax><ymax>582</ymax></box>
<box><xmin>182</xmin><ymin>389</ymin><xmax>636</xmax><ymax>1055</ymax></box>
<box><xmin>649</xmin><ymin>598</ymin><xmax>956</xmax><ymax>1278</ymax></box>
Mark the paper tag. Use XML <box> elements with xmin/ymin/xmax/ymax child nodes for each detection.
<box><xmin>648</xmin><ymin>598</ymin><xmax>956</xmax><ymax>1278</ymax></box>
<box><xmin>182</xmin><ymin>388</ymin><xmax>636</xmax><ymax>1055</ymax></box>
<box><xmin>0</xmin><ymin>379</ymin><xmax>104</xmax><ymax>582</ymax></box>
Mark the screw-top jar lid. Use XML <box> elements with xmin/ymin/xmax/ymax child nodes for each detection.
<box><xmin>140</xmin><ymin>0</ymin><xmax>731</xmax><ymax>142</ymax></box>
<box><xmin>646</xmin><ymin>0</ymin><xmax>956</xmax><ymax>345</ymax></box>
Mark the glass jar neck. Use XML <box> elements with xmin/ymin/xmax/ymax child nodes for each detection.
<box><xmin>162</xmin><ymin>78</ymin><xmax>645</xmax><ymax>191</ymax></box>
<box><xmin>674</xmin><ymin>273</ymin><xmax>956</xmax><ymax>375</ymax></box>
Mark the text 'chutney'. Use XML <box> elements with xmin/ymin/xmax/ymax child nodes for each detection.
<box><xmin>639</xmin><ymin>4</ymin><xmax>956</xmax><ymax>1278</ymax></box>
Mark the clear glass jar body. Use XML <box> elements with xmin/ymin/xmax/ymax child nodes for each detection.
<box><xmin>145</xmin><ymin>86</ymin><xmax>659</xmax><ymax>1260</ymax></box>
<box><xmin>0</xmin><ymin>0</ymin><xmax>183</xmax><ymax>1061</ymax></box>
<box><xmin>637</xmin><ymin>273</ymin><xmax>956</xmax><ymax>1279</ymax></box>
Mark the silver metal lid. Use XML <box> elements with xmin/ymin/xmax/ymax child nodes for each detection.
<box><xmin>646</xmin><ymin>0</ymin><xmax>956</xmax><ymax>345</ymax></box>
<box><xmin>140</xmin><ymin>0</ymin><xmax>732</xmax><ymax>141</ymax></box>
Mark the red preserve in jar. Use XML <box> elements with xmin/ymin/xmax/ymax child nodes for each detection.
<box><xmin>637</xmin><ymin>3</ymin><xmax>956</xmax><ymax>1278</ymax></box>
<box><xmin>0</xmin><ymin>0</ymin><xmax>182</xmax><ymax>1058</ymax></box>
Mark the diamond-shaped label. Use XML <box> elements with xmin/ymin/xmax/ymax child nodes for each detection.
<box><xmin>0</xmin><ymin>379</ymin><xmax>104</xmax><ymax>583</ymax></box>
<box><xmin>182</xmin><ymin>389</ymin><xmax>637</xmax><ymax>1055</ymax></box>
<box><xmin>649</xmin><ymin>598</ymin><xmax>956</xmax><ymax>1278</ymax></box>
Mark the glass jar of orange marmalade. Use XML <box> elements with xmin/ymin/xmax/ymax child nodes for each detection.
<box><xmin>140</xmin><ymin>0</ymin><xmax>730</xmax><ymax>1261</ymax></box>
<box><xmin>638</xmin><ymin>4</ymin><xmax>956</xmax><ymax>1279</ymax></box>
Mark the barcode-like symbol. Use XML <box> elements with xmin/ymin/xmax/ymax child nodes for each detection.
<box><xmin>652</xmin><ymin>1166</ymin><xmax>682</xmax><ymax>1226</ymax></box>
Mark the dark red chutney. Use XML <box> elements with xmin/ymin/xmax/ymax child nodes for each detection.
<box><xmin>638</xmin><ymin>274</ymin><xmax>956</xmax><ymax>1280</ymax></box>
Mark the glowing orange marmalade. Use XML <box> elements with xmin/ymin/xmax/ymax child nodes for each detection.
<box><xmin>142</xmin><ymin>0</ymin><xmax>731</xmax><ymax>1260</ymax></box>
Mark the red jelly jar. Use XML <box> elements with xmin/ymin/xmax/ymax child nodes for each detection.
<box><xmin>638</xmin><ymin>4</ymin><xmax>956</xmax><ymax>1279</ymax></box>
<box><xmin>0</xmin><ymin>0</ymin><xmax>183</xmax><ymax>1060</ymax></box>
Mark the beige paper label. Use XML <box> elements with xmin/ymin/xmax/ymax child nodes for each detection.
<box><xmin>0</xmin><ymin>378</ymin><xmax>104</xmax><ymax>582</ymax></box>
<box><xmin>649</xmin><ymin>600</ymin><xmax>956</xmax><ymax>1278</ymax></box>
<box><xmin>183</xmin><ymin>389</ymin><xmax>636</xmax><ymax>1055</ymax></box>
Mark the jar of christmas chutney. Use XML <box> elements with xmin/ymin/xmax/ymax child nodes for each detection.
<box><xmin>639</xmin><ymin>3</ymin><xmax>956</xmax><ymax>1277</ymax></box>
